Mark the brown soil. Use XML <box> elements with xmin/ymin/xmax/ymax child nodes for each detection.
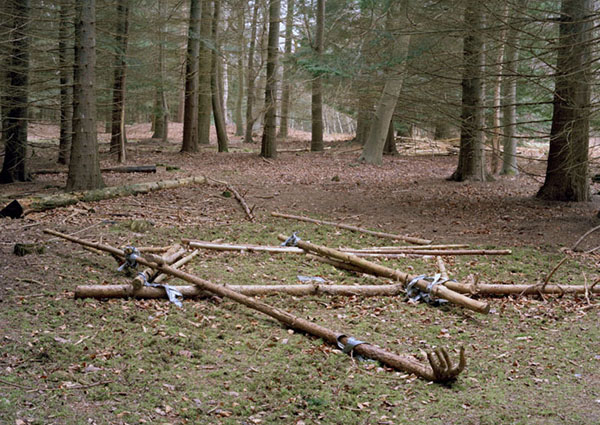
<box><xmin>4</xmin><ymin>122</ymin><xmax>600</xmax><ymax>253</ymax></box>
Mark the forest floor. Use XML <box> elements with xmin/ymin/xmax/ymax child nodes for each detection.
<box><xmin>1</xmin><ymin>122</ymin><xmax>600</xmax><ymax>424</ymax></box>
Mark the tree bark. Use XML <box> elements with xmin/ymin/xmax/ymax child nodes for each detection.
<box><xmin>449</xmin><ymin>1</ymin><xmax>487</xmax><ymax>182</ymax></box>
<box><xmin>181</xmin><ymin>0</ymin><xmax>202</xmax><ymax>153</ymax></box>
<box><xmin>359</xmin><ymin>1</ymin><xmax>410</xmax><ymax>165</ymax></box>
<box><xmin>537</xmin><ymin>0</ymin><xmax>592</xmax><ymax>201</ymax></box>
<box><xmin>310</xmin><ymin>0</ymin><xmax>324</xmax><ymax>152</ymax></box>
<box><xmin>58</xmin><ymin>2</ymin><xmax>73</xmax><ymax>165</ymax></box>
<box><xmin>211</xmin><ymin>0</ymin><xmax>229</xmax><ymax>152</ymax></box>
<box><xmin>151</xmin><ymin>0</ymin><xmax>169</xmax><ymax>142</ymax></box>
<box><xmin>383</xmin><ymin>120</ymin><xmax>398</xmax><ymax>155</ymax></box>
<box><xmin>66</xmin><ymin>0</ymin><xmax>104</xmax><ymax>191</ymax></box>
<box><xmin>233</xmin><ymin>0</ymin><xmax>245</xmax><ymax>136</ymax></box>
<box><xmin>244</xmin><ymin>0</ymin><xmax>260</xmax><ymax>143</ymax></box>
<box><xmin>354</xmin><ymin>103</ymin><xmax>371</xmax><ymax>146</ymax></box>
<box><xmin>0</xmin><ymin>0</ymin><xmax>31</xmax><ymax>184</ymax></box>
<box><xmin>260</xmin><ymin>0</ymin><xmax>280</xmax><ymax>158</ymax></box>
<box><xmin>277</xmin><ymin>0</ymin><xmax>294</xmax><ymax>139</ymax></box>
<box><xmin>500</xmin><ymin>3</ymin><xmax>519</xmax><ymax>176</ymax></box>
<box><xmin>197</xmin><ymin>0</ymin><xmax>213</xmax><ymax>145</ymax></box>
<box><xmin>490</xmin><ymin>4</ymin><xmax>508</xmax><ymax>174</ymax></box>
<box><xmin>109</xmin><ymin>0</ymin><xmax>130</xmax><ymax>163</ymax></box>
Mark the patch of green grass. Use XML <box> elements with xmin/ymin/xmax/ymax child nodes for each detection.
<box><xmin>1</xmin><ymin>217</ymin><xmax>599</xmax><ymax>424</ymax></box>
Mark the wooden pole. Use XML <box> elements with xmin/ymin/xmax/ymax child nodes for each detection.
<box><xmin>277</xmin><ymin>234</ymin><xmax>490</xmax><ymax>314</ymax></box>
<box><xmin>44</xmin><ymin>229</ymin><xmax>465</xmax><ymax>383</ymax></box>
<box><xmin>183</xmin><ymin>240</ymin><xmax>304</xmax><ymax>253</ymax></box>
<box><xmin>184</xmin><ymin>240</ymin><xmax>503</xmax><ymax>257</ymax></box>
<box><xmin>338</xmin><ymin>249</ymin><xmax>511</xmax><ymax>257</ymax></box>
<box><xmin>271</xmin><ymin>211</ymin><xmax>432</xmax><ymax>245</ymax></box>
<box><xmin>75</xmin><ymin>283</ymin><xmax>408</xmax><ymax>298</ymax></box>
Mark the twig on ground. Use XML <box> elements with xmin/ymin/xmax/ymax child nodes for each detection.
<box><xmin>16</xmin><ymin>277</ymin><xmax>45</xmax><ymax>286</ymax></box>
<box><xmin>0</xmin><ymin>379</ymin><xmax>32</xmax><ymax>390</ymax></box>
<box><xmin>207</xmin><ymin>177</ymin><xmax>255</xmax><ymax>221</ymax></box>
<box><xmin>541</xmin><ymin>257</ymin><xmax>568</xmax><ymax>291</ymax></box>
<box><xmin>583</xmin><ymin>273</ymin><xmax>591</xmax><ymax>305</ymax></box>
<box><xmin>572</xmin><ymin>224</ymin><xmax>600</xmax><ymax>251</ymax></box>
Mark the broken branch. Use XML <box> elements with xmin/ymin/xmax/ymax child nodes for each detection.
<box><xmin>208</xmin><ymin>177</ymin><xmax>255</xmax><ymax>221</ymax></box>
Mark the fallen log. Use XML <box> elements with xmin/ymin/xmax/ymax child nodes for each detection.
<box><xmin>1</xmin><ymin>176</ymin><xmax>207</xmax><ymax>218</ymax></box>
<box><xmin>342</xmin><ymin>244</ymin><xmax>470</xmax><ymax>251</ymax></box>
<box><xmin>338</xmin><ymin>249</ymin><xmax>511</xmax><ymax>257</ymax></box>
<box><xmin>33</xmin><ymin>165</ymin><xmax>157</xmax><ymax>175</ymax></box>
<box><xmin>271</xmin><ymin>211</ymin><xmax>432</xmax><ymax>245</ymax></box>
<box><xmin>183</xmin><ymin>240</ymin><xmax>494</xmax><ymax>258</ymax></box>
<box><xmin>45</xmin><ymin>229</ymin><xmax>465</xmax><ymax>383</ymax></box>
<box><xmin>278</xmin><ymin>234</ymin><xmax>489</xmax><ymax>314</ymax></box>
<box><xmin>183</xmin><ymin>240</ymin><xmax>304</xmax><ymax>254</ymax></box>
<box><xmin>76</xmin><ymin>282</ymin><xmax>409</xmax><ymax>299</ymax></box>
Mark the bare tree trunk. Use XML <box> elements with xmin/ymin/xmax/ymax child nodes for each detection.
<box><xmin>537</xmin><ymin>0</ymin><xmax>592</xmax><ymax>201</ymax></box>
<box><xmin>197</xmin><ymin>0</ymin><xmax>213</xmax><ymax>145</ymax></box>
<box><xmin>152</xmin><ymin>0</ymin><xmax>169</xmax><ymax>142</ymax></box>
<box><xmin>500</xmin><ymin>4</ymin><xmax>520</xmax><ymax>176</ymax></box>
<box><xmin>181</xmin><ymin>0</ymin><xmax>201</xmax><ymax>153</ymax></box>
<box><xmin>58</xmin><ymin>2</ymin><xmax>73</xmax><ymax>165</ymax></box>
<box><xmin>490</xmin><ymin>4</ymin><xmax>508</xmax><ymax>174</ymax></box>
<box><xmin>449</xmin><ymin>1</ymin><xmax>487</xmax><ymax>182</ymax></box>
<box><xmin>354</xmin><ymin>103</ymin><xmax>371</xmax><ymax>145</ymax></box>
<box><xmin>277</xmin><ymin>0</ymin><xmax>294</xmax><ymax>139</ymax></box>
<box><xmin>0</xmin><ymin>0</ymin><xmax>31</xmax><ymax>184</ymax></box>
<box><xmin>234</xmin><ymin>0</ymin><xmax>245</xmax><ymax>136</ymax></box>
<box><xmin>244</xmin><ymin>0</ymin><xmax>260</xmax><ymax>143</ymax></box>
<box><xmin>383</xmin><ymin>120</ymin><xmax>398</xmax><ymax>155</ymax></box>
<box><xmin>310</xmin><ymin>0</ymin><xmax>324</xmax><ymax>151</ymax></box>
<box><xmin>211</xmin><ymin>0</ymin><xmax>229</xmax><ymax>152</ymax></box>
<box><xmin>260</xmin><ymin>0</ymin><xmax>280</xmax><ymax>158</ymax></box>
<box><xmin>359</xmin><ymin>76</ymin><xmax>408</xmax><ymax>164</ymax></box>
<box><xmin>66</xmin><ymin>0</ymin><xmax>104</xmax><ymax>191</ymax></box>
<box><xmin>359</xmin><ymin>1</ymin><xmax>410</xmax><ymax>165</ymax></box>
<box><xmin>109</xmin><ymin>0</ymin><xmax>130</xmax><ymax>164</ymax></box>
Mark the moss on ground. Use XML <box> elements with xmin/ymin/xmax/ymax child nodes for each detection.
<box><xmin>1</xmin><ymin>217</ymin><xmax>599</xmax><ymax>424</ymax></box>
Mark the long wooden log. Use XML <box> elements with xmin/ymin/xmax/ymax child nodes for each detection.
<box><xmin>341</xmin><ymin>249</ymin><xmax>512</xmax><ymax>256</ymax></box>
<box><xmin>183</xmin><ymin>240</ymin><xmax>500</xmax><ymax>258</ymax></box>
<box><xmin>342</xmin><ymin>244</ymin><xmax>470</xmax><ymax>251</ymax></box>
<box><xmin>184</xmin><ymin>240</ymin><xmax>305</xmax><ymax>253</ymax></box>
<box><xmin>1</xmin><ymin>176</ymin><xmax>207</xmax><ymax>218</ymax></box>
<box><xmin>44</xmin><ymin>229</ymin><xmax>465</xmax><ymax>383</ymax></box>
<box><xmin>32</xmin><ymin>165</ymin><xmax>157</xmax><ymax>175</ymax></box>
<box><xmin>277</xmin><ymin>234</ymin><xmax>489</xmax><ymax>314</ymax></box>
<box><xmin>271</xmin><ymin>211</ymin><xmax>432</xmax><ymax>245</ymax></box>
<box><xmin>75</xmin><ymin>283</ymin><xmax>408</xmax><ymax>298</ymax></box>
